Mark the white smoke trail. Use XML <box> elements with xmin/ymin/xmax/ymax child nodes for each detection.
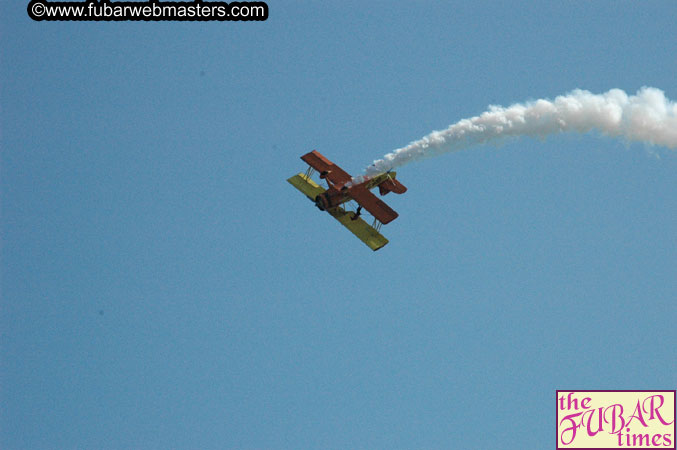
<box><xmin>365</xmin><ymin>87</ymin><xmax>677</xmax><ymax>175</ymax></box>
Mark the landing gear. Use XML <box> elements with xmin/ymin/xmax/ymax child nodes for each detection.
<box><xmin>315</xmin><ymin>195</ymin><xmax>326</xmax><ymax>211</ymax></box>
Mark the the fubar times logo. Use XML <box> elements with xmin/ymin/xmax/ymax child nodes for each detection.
<box><xmin>557</xmin><ymin>391</ymin><xmax>676</xmax><ymax>449</ymax></box>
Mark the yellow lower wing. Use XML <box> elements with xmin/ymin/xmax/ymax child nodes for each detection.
<box><xmin>287</xmin><ymin>173</ymin><xmax>326</xmax><ymax>200</ymax></box>
<box><xmin>287</xmin><ymin>173</ymin><xmax>389</xmax><ymax>251</ymax></box>
<box><xmin>328</xmin><ymin>209</ymin><xmax>389</xmax><ymax>251</ymax></box>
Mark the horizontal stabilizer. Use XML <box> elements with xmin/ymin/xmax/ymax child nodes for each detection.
<box><xmin>379</xmin><ymin>177</ymin><xmax>407</xmax><ymax>195</ymax></box>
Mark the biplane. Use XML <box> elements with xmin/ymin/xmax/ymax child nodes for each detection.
<box><xmin>287</xmin><ymin>150</ymin><xmax>407</xmax><ymax>251</ymax></box>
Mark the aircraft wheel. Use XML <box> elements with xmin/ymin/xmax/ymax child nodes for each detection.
<box><xmin>315</xmin><ymin>195</ymin><xmax>325</xmax><ymax>211</ymax></box>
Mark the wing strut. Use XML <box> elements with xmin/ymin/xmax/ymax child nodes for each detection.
<box><xmin>304</xmin><ymin>166</ymin><xmax>315</xmax><ymax>179</ymax></box>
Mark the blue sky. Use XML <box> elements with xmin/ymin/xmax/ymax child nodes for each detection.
<box><xmin>2</xmin><ymin>1</ymin><xmax>676</xmax><ymax>448</ymax></box>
